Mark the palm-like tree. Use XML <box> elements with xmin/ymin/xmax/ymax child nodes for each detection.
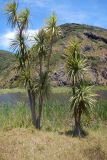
<box><xmin>66</xmin><ymin>41</ymin><xmax>89</xmax><ymax>94</ymax></box>
<box><xmin>66</xmin><ymin>40</ymin><xmax>95</xmax><ymax>136</ymax></box>
<box><xmin>5</xmin><ymin>1</ymin><xmax>37</xmax><ymax>127</ymax></box>
<box><xmin>6</xmin><ymin>2</ymin><xmax>61</xmax><ymax>129</ymax></box>
<box><xmin>46</xmin><ymin>13</ymin><xmax>61</xmax><ymax>71</ymax></box>
<box><xmin>32</xmin><ymin>29</ymin><xmax>50</xmax><ymax>129</ymax></box>
<box><xmin>32</xmin><ymin>14</ymin><xmax>61</xmax><ymax>129</ymax></box>
<box><xmin>5</xmin><ymin>1</ymin><xmax>18</xmax><ymax>28</ymax></box>
<box><xmin>70</xmin><ymin>83</ymin><xmax>96</xmax><ymax>137</ymax></box>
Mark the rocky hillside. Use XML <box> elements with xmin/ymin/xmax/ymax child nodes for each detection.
<box><xmin>51</xmin><ymin>23</ymin><xmax>107</xmax><ymax>86</ymax></box>
<box><xmin>1</xmin><ymin>23</ymin><xmax>107</xmax><ymax>87</ymax></box>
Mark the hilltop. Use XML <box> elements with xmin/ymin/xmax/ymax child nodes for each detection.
<box><xmin>1</xmin><ymin>23</ymin><xmax>107</xmax><ymax>87</ymax></box>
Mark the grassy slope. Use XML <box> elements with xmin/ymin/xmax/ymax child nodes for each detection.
<box><xmin>0</xmin><ymin>128</ymin><xmax>107</xmax><ymax>160</ymax></box>
<box><xmin>0</xmin><ymin>50</ymin><xmax>16</xmax><ymax>74</ymax></box>
<box><xmin>0</xmin><ymin>50</ymin><xmax>17</xmax><ymax>87</ymax></box>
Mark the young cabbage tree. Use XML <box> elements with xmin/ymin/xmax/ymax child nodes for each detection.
<box><xmin>66</xmin><ymin>41</ymin><xmax>96</xmax><ymax>137</ymax></box>
<box><xmin>70</xmin><ymin>83</ymin><xmax>96</xmax><ymax>137</ymax></box>
<box><xmin>66</xmin><ymin>41</ymin><xmax>88</xmax><ymax>95</ymax></box>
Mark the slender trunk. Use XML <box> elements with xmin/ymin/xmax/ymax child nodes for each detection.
<box><xmin>36</xmin><ymin>94</ymin><xmax>43</xmax><ymax>129</ymax></box>
<box><xmin>36</xmin><ymin>55</ymin><xmax>44</xmax><ymax>129</ymax></box>
<box><xmin>73</xmin><ymin>107</ymin><xmax>82</xmax><ymax>137</ymax></box>
<box><xmin>74</xmin><ymin>119</ymin><xmax>81</xmax><ymax>137</ymax></box>
<box><xmin>27</xmin><ymin>89</ymin><xmax>37</xmax><ymax>127</ymax></box>
<box><xmin>72</xmin><ymin>75</ymin><xmax>82</xmax><ymax>137</ymax></box>
<box><xmin>72</xmin><ymin>75</ymin><xmax>75</xmax><ymax>96</ymax></box>
<box><xmin>47</xmin><ymin>37</ymin><xmax>53</xmax><ymax>72</ymax></box>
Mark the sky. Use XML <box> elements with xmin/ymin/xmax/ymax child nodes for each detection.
<box><xmin>0</xmin><ymin>0</ymin><xmax>107</xmax><ymax>51</ymax></box>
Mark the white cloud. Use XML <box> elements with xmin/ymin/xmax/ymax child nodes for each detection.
<box><xmin>0</xmin><ymin>29</ymin><xmax>39</xmax><ymax>49</ymax></box>
<box><xmin>0</xmin><ymin>31</ymin><xmax>16</xmax><ymax>49</ymax></box>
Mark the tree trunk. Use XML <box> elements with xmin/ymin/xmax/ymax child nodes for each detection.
<box><xmin>27</xmin><ymin>89</ymin><xmax>37</xmax><ymax>127</ymax></box>
<box><xmin>47</xmin><ymin>37</ymin><xmax>53</xmax><ymax>72</ymax></box>
<box><xmin>74</xmin><ymin>117</ymin><xmax>81</xmax><ymax>137</ymax></box>
<box><xmin>73</xmin><ymin>107</ymin><xmax>82</xmax><ymax>137</ymax></box>
<box><xmin>36</xmin><ymin>94</ymin><xmax>43</xmax><ymax>129</ymax></box>
<box><xmin>72</xmin><ymin>75</ymin><xmax>75</xmax><ymax>96</ymax></box>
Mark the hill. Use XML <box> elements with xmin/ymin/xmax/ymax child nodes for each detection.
<box><xmin>1</xmin><ymin>23</ymin><xmax>107</xmax><ymax>87</ymax></box>
<box><xmin>0</xmin><ymin>50</ymin><xmax>17</xmax><ymax>88</ymax></box>
<box><xmin>51</xmin><ymin>23</ymin><xmax>107</xmax><ymax>86</ymax></box>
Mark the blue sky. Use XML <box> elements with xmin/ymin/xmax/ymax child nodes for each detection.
<box><xmin>0</xmin><ymin>0</ymin><xmax>107</xmax><ymax>51</ymax></box>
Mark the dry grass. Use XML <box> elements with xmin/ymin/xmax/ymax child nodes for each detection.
<box><xmin>0</xmin><ymin>127</ymin><xmax>107</xmax><ymax>160</ymax></box>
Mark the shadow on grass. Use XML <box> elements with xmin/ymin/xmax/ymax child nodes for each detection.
<box><xmin>59</xmin><ymin>129</ymin><xmax>88</xmax><ymax>138</ymax></box>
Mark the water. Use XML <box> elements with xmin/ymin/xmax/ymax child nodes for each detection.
<box><xmin>0</xmin><ymin>90</ymin><xmax>106</xmax><ymax>106</ymax></box>
<box><xmin>0</xmin><ymin>92</ymin><xmax>28</xmax><ymax>106</ymax></box>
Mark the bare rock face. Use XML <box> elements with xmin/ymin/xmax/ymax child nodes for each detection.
<box><xmin>105</xmin><ymin>54</ymin><xmax>107</xmax><ymax>61</ymax></box>
<box><xmin>84</xmin><ymin>32</ymin><xmax>107</xmax><ymax>44</ymax></box>
<box><xmin>102</xmin><ymin>69</ymin><xmax>107</xmax><ymax>79</ymax></box>
<box><xmin>52</xmin><ymin>70</ymin><xmax>69</xmax><ymax>86</ymax></box>
<box><xmin>83</xmin><ymin>45</ymin><xmax>94</xmax><ymax>52</ymax></box>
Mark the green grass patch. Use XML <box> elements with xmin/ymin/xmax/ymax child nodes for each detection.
<box><xmin>93</xmin><ymin>86</ymin><xmax>107</xmax><ymax>91</ymax></box>
<box><xmin>0</xmin><ymin>88</ymin><xmax>25</xmax><ymax>95</ymax></box>
<box><xmin>0</xmin><ymin>86</ymin><xmax>107</xmax><ymax>95</ymax></box>
<box><xmin>0</xmin><ymin>98</ymin><xmax>106</xmax><ymax>131</ymax></box>
<box><xmin>52</xmin><ymin>86</ymin><xmax>71</xmax><ymax>94</ymax></box>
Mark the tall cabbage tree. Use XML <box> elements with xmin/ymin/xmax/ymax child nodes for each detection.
<box><xmin>32</xmin><ymin>13</ymin><xmax>61</xmax><ymax>129</ymax></box>
<box><xmin>6</xmin><ymin>2</ymin><xmax>61</xmax><ymax>129</ymax></box>
<box><xmin>5</xmin><ymin>1</ymin><xmax>37</xmax><ymax>127</ymax></box>
<box><xmin>31</xmin><ymin>29</ymin><xmax>50</xmax><ymax>129</ymax></box>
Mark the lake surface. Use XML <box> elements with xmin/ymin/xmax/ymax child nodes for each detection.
<box><xmin>0</xmin><ymin>90</ymin><xmax>106</xmax><ymax>106</ymax></box>
<box><xmin>0</xmin><ymin>93</ymin><xmax>28</xmax><ymax>106</ymax></box>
